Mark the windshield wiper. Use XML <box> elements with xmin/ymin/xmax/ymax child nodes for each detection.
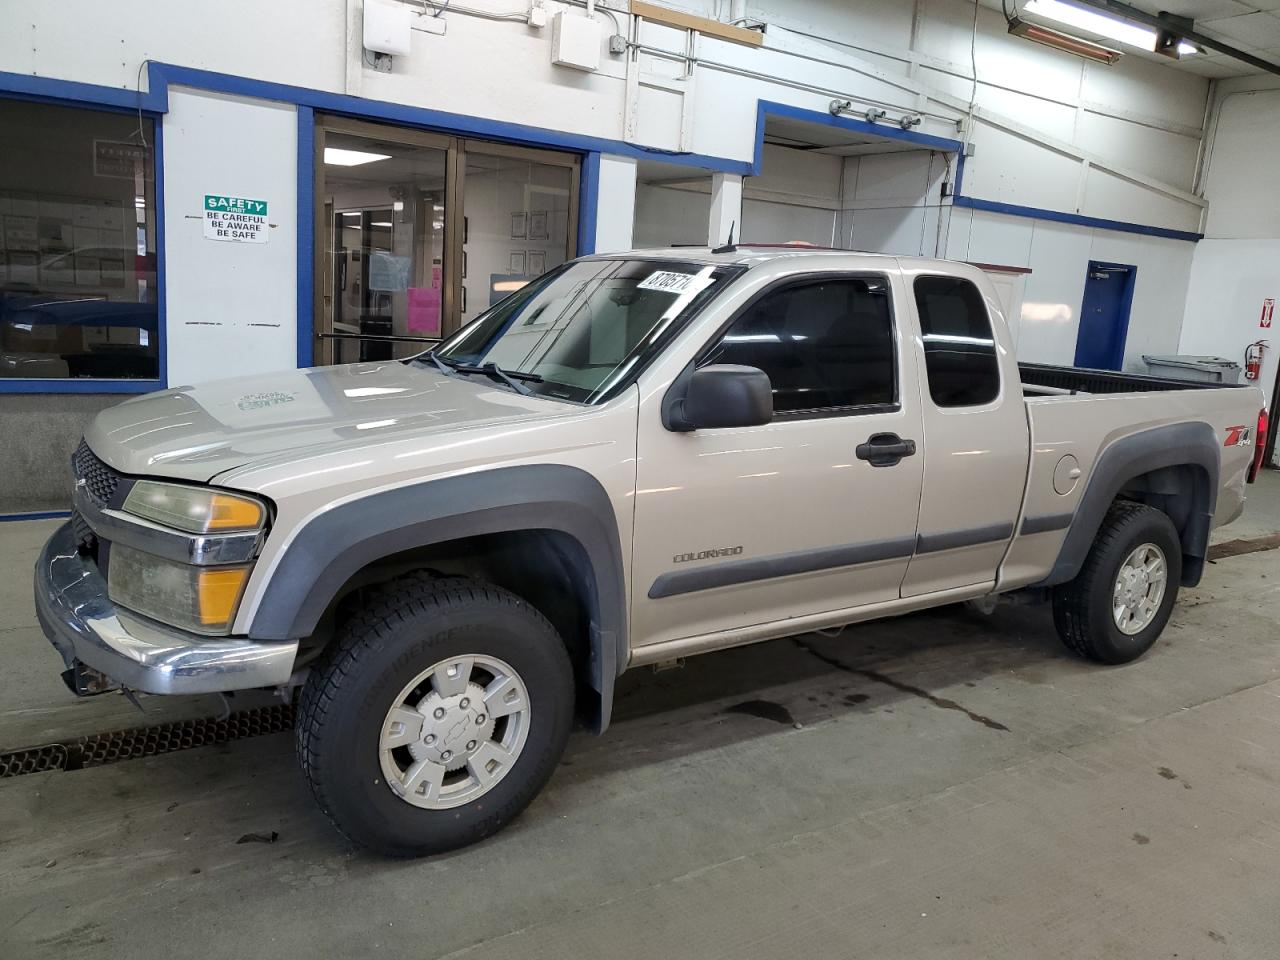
<box><xmin>422</xmin><ymin>352</ymin><xmax>542</xmax><ymax>395</ymax></box>
<box><xmin>473</xmin><ymin>362</ymin><xmax>542</xmax><ymax>395</ymax></box>
<box><xmin>423</xmin><ymin>351</ymin><xmax>456</xmax><ymax>376</ymax></box>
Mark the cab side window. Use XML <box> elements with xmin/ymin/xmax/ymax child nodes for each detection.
<box><xmin>913</xmin><ymin>275</ymin><xmax>1000</xmax><ymax>407</ymax></box>
<box><xmin>702</xmin><ymin>276</ymin><xmax>895</xmax><ymax>415</ymax></box>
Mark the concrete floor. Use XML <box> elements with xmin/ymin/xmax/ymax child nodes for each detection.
<box><xmin>3</xmin><ymin>475</ymin><xmax>1280</xmax><ymax>959</ymax></box>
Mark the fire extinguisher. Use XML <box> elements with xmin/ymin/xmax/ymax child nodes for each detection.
<box><xmin>1245</xmin><ymin>339</ymin><xmax>1269</xmax><ymax>381</ymax></box>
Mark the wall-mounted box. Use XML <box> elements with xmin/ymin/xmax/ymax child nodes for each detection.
<box><xmin>364</xmin><ymin>0</ymin><xmax>412</xmax><ymax>57</ymax></box>
<box><xmin>551</xmin><ymin>11</ymin><xmax>602</xmax><ymax>71</ymax></box>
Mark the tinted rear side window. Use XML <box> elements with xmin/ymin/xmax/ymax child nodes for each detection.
<box><xmin>703</xmin><ymin>276</ymin><xmax>895</xmax><ymax>414</ymax></box>
<box><xmin>913</xmin><ymin>276</ymin><xmax>1000</xmax><ymax>407</ymax></box>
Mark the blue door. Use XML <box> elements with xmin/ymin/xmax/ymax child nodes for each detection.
<box><xmin>1074</xmin><ymin>261</ymin><xmax>1136</xmax><ymax>370</ymax></box>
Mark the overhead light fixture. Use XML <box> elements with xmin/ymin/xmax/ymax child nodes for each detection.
<box><xmin>371</xmin><ymin>221</ymin><xmax>393</xmax><ymax>227</ymax></box>
<box><xmin>1020</xmin><ymin>0</ymin><xmax>1198</xmax><ymax>57</ymax></box>
<box><xmin>341</xmin><ymin>211</ymin><xmax>362</xmax><ymax>218</ymax></box>
<box><xmin>323</xmin><ymin>147</ymin><xmax>391</xmax><ymax>166</ymax></box>
<box><xmin>1008</xmin><ymin>16</ymin><xmax>1121</xmax><ymax>63</ymax></box>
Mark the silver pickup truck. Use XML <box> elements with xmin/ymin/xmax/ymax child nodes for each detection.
<box><xmin>35</xmin><ymin>246</ymin><xmax>1266</xmax><ymax>856</ymax></box>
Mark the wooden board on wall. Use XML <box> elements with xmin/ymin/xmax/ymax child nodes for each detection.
<box><xmin>629</xmin><ymin>1</ymin><xmax>765</xmax><ymax>47</ymax></box>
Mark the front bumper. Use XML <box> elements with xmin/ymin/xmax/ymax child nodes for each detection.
<box><xmin>34</xmin><ymin>522</ymin><xmax>298</xmax><ymax>696</ymax></box>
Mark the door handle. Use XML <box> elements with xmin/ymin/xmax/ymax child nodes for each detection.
<box><xmin>856</xmin><ymin>432</ymin><xmax>917</xmax><ymax>467</ymax></box>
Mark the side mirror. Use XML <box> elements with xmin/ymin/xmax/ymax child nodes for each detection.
<box><xmin>664</xmin><ymin>364</ymin><xmax>773</xmax><ymax>432</ymax></box>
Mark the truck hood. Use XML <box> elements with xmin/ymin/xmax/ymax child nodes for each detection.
<box><xmin>85</xmin><ymin>361</ymin><xmax>576</xmax><ymax>482</ymax></box>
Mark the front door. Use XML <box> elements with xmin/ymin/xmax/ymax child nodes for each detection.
<box><xmin>630</xmin><ymin>271</ymin><xmax>926</xmax><ymax>651</ymax></box>
<box><xmin>1074</xmin><ymin>262</ymin><xmax>1136</xmax><ymax>371</ymax></box>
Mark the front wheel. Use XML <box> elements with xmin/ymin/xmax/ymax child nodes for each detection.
<box><xmin>1052</xmin><ymin>501</ymin><xmax>1182</xmax><ymax>665</ymax></box>
<box><xmin>296</xmin><ymin>576</ymin><xmax>575</xmax><ymax>857</ymax></box>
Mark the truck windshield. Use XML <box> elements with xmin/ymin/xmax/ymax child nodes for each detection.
<box><xmin>428</xmin><ymin>258</ymin><xmax>740</xmax><ymax>403</ymax></box>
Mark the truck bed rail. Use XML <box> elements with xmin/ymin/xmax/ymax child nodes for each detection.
<box><xmin>1020</xmin><ymin>362</ymin><xmax>1245</xmax><ymax>396</ymax></box>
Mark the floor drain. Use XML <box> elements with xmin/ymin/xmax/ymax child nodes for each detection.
<box><xmin>0</xmin><ymin>704</ymin><xmax>294</xmax><ymax>779</ymax></box>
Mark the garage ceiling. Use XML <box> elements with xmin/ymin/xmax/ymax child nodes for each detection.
<box><xmin>995</xmin><ymin>0</ymin><xmax>1280</xmax><ymax>77</ymax></box>
<box><xmin>762</xmin><ymin>116</ymin><xmax>940</xmax><ymax>156</ymax></box>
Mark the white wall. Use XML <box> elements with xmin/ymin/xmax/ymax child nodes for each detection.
<box><xmin>949</xmin><ymin>207</ymin><xmax>1193</xmax><ymax>370</ymax></box>
<box><xmin>1179</xmin><ymin>241</ymin><xmax>1279</xmax><ymax>394</ymax></box>
<box><xmin>841</xmin><ymin>150</ymin><xmax>946</xmax><ymax>256</ymax></box>
<box><xmin>1</xmin><ymin>0</ymin><xmax>1209</xmax><ymax>230</ymax></box>
<box><xmin>162</xmin><ymin>89</ymin><xmax>299</xmax><ymax>384</ymax></box>
<box><xmin>2</xmin><ymin>0</ymin><xmax>1216</xmax><ymax>381</ymax></box>
<box><xmin>593</xmin><ymin>156</ymin><xmax>637</xmax><ymax>254</ymax></box>
<box><xmin>1179</xmin><ymin>82</ymin><xmax>1280</xmax><ymax>433</ymax></box>
<box><xmin>1201</xmin><ymin>89</ymin><xmax>1280</xmax><ymax>241</ymax></box>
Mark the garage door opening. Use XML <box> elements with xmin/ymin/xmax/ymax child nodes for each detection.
<box><xmin>633</xmin><ymin>113</ymin><xmax>957</xmax><ymax>256</ymax></box>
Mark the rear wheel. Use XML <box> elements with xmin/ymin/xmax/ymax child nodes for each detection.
<box><xmin>1052</xmin><ymin>501</ymin><xmax>1181</xmax><ymax>665</ymax></box>
<box><xmin>296</xmin><ymin>575</ymin><xmax>574</xmax><ymax>857</ymax></box>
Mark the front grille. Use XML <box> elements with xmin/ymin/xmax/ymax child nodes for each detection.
<box><xmin>70</xmin><ymin>508</ymin><xmax>95</xmax><ymax>553</ymax></box>
<box><xmin>72</xmin><ymin>439</ymin><xmax>121</xmax><ymax>507</ymax></box>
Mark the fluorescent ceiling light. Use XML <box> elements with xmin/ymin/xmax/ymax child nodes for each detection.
<box><xmin>341</xmin><ymin>211</ymin><xmax>362</xmax><ymax>218</ymax></box>
<box><xmin>324</xmin><ymin>147</ymin><xmax>392</xmax><ymax>166</ymax></box>
<box><xmin>371</xmin><ymin>221</ymin><xmax>393</xmax><ymax>227</ymax></box>
<box><xmin>1022</xmin><ymin>0</ymin><xmax>1198</xmax><ymax>56</ymax></box>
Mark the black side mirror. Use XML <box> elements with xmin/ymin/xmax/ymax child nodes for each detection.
<box><xmin>663</xmin><ymin>364</ymin><xmax>773</xmax><ymax>432</ymax></box>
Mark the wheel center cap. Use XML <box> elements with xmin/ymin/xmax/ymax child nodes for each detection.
<box><xmin>408</xmin><ymin>682</ymin><xmax>495</xmax><ymax>771</ymax></box>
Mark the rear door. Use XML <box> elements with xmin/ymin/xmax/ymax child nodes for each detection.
<box><xmin>629</xmin><ymin>268</ymin><xmax>927</xmax><ymax>651</ymax></box>
<box><xmin>899</xmin><ymin>267</ymin><xmax>1030</xmax><ymax>597</ymax></box>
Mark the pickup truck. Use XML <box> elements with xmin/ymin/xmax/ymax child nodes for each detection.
<box><xmin>34</xmin><ymin>246</ymin><xmax>1267</xmax><ymax>857</ymax></box>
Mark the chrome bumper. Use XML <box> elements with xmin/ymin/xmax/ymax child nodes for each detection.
<box><xmin>34</xmin><ymin>522</ymin><xmax>298</xmax><ymax>696</ymax></box>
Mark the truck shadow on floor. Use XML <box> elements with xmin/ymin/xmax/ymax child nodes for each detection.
<box><xmin>556</xmin><ymin>601</ymin><xmax>1076</xmax><ymax>781</ymax></box>
<box><xmin>0</xmin><ymin>599</ymin><xmax>1099</xmax><ymax>863</ymax></box>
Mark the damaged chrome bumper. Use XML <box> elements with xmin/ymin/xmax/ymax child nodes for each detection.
<box><xmin>34</xmin><ymin>522</ymin><xmax>298</xmax><ymax>696</ymax></box>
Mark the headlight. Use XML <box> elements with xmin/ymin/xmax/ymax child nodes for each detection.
<box><xmin>108</xmin><ymin>544</ymin><xmax>251</xmax><ymax>635</ymax></box>
<box><xmin>123</xmin><ymin>480</ymin><xmax>266</xmax><ymax>534</ymax></box>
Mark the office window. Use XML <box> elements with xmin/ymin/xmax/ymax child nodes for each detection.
<box><xmin>0</xmin><ymin>98</ymin><xmax>158</xmax><ymax>380</ymax></box>
<box><xmin>913</xmin><ymin>275</ymin><xmax>1000</xmax><ymax>407</ymax></box>
<box><xmin>703</xmin><ymin>276</ymin><xmax>895</xmax><ymax>415</ymax></box>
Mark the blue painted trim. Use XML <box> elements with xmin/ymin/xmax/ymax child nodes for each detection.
<box><xmin>0</xmin><ymin>380</ymin><xmax>160</xmax><ymax>394</ymax></box>
<box><xmin>578</xmin><ymin>153</ymin><xmax>601</xmax><ymax>257</ymax></box>
<box><xmin>153</xmin><ymin>117</ymin><xmax>169</xmax><ymax>390</ymax></box>
<box><xmin>953</xmin><ymin>196</ymin><xmax>1202</xmax><ymax>242</ymax></box>
<box><xmin>296</xmin><ymin>106</ymin><xmax>315</xmax><ymax>368</ymax></box>
<box><xmin>0</xmin><ymin>510</ymin><xmax>72</xmax><ymax>522</ymax></box>
<box><xmin>148</xmin><ymin>63</ymin><xmax>754</xmax><ymax>176</ymax></box>
<box><xmin>0</xmin><ymin>69</ymin><xmax>164</xmax><ymax>112</ymax></box>
<box><xmin>953</xmin><ymin>150</ymin><xmax>967</xmax><ymax>198</ymax></box>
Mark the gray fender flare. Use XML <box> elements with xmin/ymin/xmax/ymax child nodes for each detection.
<box><xmin>1038</xmin><ymin>421</ymin><xmax>1220</xmax><ymax>588</ymax></box>
<box><xmin>247</xmin><ymin>465</ymin><xmax>627</xmax><ymax>726</ymax></box>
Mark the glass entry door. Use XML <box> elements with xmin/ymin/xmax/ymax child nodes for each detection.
<box><xmin>314</xmin><ymin>117</ymin><xmax>579</xmax><ymax>365</ymax></box>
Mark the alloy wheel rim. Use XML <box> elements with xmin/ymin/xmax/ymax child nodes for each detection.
<box><xmin>378</xmin><ymin>654</ymin><xmax>530</xmax><ymax>810</ymax></box>
<box><xmin>1112</xmin><ymin>542</ymin><xmax>1167</xmax><ymax>636</ymax></box>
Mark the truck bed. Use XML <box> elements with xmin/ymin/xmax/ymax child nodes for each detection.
<box><xmin>998</xmin><ymin>363</ymin><xmax>1265</xmax><ymax>593</ymax></box>
<box><xmin>1020</xmin><ymin>362</ymin><xmax>1251</xmax><ymax>397</ymax></box>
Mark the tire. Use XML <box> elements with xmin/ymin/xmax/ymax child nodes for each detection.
<box><xmin>296</xmin><ymin>574</ymin><xmax>574</xmax><ymax>857</ymax></box>
<box><xmin>1052</xmin><ymin>501</ymin><xmax>1182</xmax><ymax>665</ymax></box>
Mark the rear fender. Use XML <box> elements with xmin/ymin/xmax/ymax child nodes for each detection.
<box><xmin>1038</xmin><ymin>422</ymin><xmax>1219</xmax><ymax>588</ymax></box>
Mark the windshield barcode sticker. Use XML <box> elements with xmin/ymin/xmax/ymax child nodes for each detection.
<box><xmin>637</xmin><ymin>271</ymin><xmax>698</xmax><ymax>293</ymax></box>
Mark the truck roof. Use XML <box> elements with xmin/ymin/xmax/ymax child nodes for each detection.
<box><xmin>605</xmin><ymin>244</ymin><xmax>957</xmax><ymax>271</ymax></box>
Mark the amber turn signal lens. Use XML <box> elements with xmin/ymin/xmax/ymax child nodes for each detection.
<box><xmin>197</xmin><ymin>567</ymin><xmax>250</xmax><ymax>627</ymax></box>
<box><xmin>207</xmin><ymin>494</ymin><xmax>266</xmax><ymax>531</ymax></box>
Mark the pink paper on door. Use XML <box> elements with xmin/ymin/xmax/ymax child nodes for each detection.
<box><xmin>407</xmin><ymin>286</ymin><xmax>442</xmax><ymax>335</ymax></box>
